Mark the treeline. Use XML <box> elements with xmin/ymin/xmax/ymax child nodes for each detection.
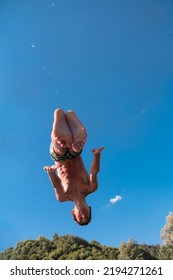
<box><xmin>0</xmin><ymin>234</ymin><xmax>173</xmax><ymax>260</ymax></box>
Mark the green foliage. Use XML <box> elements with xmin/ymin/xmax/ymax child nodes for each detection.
<box><xmin>118</xmin><ymin>239</ymin><xmax>150</xmax><ymax>260</ymax></box>
<box><xmin>159</xmin><ymin>245</ymin><xmax>173</xmax><ymax>260</ymax></box>
<box><xmin>140</xmin><ymin>244</ymin><xmax>160</xmax><ymax>260</ymax></box>
<box><xmin>0</xmin><ymin>234</ymin><xmax>172</xmax><ymax>260</ymax></box>
<box><xmin>0</xmin><ymin>234</ymin><xmax>118</xmax><ymax>260</ymax></box>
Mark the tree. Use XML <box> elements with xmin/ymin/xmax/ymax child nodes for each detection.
<box><xmin>160</xmin><ymin>212</ymin><xmax>173</xmax><ymax>246</ymax></box>
<box><xmin>0</xmin><ymin>234</ymin><xmax>160</xmax><ymax>260</ymax></box>
<box><xmin>118</xmin><ymin>239</ymin><xmax>153</xmax><ymax>260</ymax></box>
<box><xmin>159</xmin><ymin>245</ymin><xmax>173</xmax><ymax>260</ymax></box>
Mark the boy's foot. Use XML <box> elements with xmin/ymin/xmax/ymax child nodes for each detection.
<box><xmin>52</xmin><ymin>109</ymin><xmax>73</xmax><ymax>148</ymax></box>
<box><xmin>66</xmin><ymin>110</ymin><xmax>87</xmax><ymax>152</ymax></box>
<box><xmin>72</xmin><ymin>127</ymin><xmax>87</xmax><ymax>152</ymax></box>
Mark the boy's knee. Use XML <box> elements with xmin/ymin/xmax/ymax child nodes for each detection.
<box><xmin>54</xmin><ymin>108</ymin><xmax>64</xmax><ymax>117</ymax></box>
<box><xmin>66</xmin><ymin>110</ymin><xmax>75</xmax><ymax>118</ymax></box>
<box><xmin>66</xmin><ymin>109</ymin><xmax>74</xmax><ymax>114</ymax></box>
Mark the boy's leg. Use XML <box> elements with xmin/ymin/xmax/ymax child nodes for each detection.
<box><xmin>65</xmin><ymin>110</ymin><xmax>87</xmax><ymax>153</ymax></box>
<box><xmin>51</xmin><ymin>108</ymin><xmax>73</xmax><ymax>155</ymax></box>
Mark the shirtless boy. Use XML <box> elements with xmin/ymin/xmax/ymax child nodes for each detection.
<box><xmin>44</xmin><ymin>108</ymin><xmax>104</xmax><ymax>226</ymax></box>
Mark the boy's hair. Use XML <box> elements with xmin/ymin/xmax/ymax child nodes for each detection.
<box><xmin>72</xmin><ymin>206</ymin><xmax>91</xmax><ymax>226</ymax></box>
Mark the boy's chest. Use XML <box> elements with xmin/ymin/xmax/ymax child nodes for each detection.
<box><xmin>61</xmin><ymin>177</ymin><xmax>89</xmax><ymax>197</ymax></box>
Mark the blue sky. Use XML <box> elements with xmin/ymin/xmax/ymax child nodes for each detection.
<box><xmin>1</xmin><ymin>0</ymin><xmax>173</xmax><ymax>252</ymax></box>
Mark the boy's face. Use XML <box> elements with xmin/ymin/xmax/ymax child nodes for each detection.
<box><xmin>72</xmin><ymin>205</ymin><xmax>90</xmax><ymax>225</ymax></box>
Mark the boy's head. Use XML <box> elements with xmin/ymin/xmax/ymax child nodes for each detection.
<box><xmin>72</xmin><ymin>205</ymin><xmax>91</xmax><ymax>226</ymax></box>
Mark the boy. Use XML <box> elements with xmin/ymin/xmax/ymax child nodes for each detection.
<box><xmin>44</xmin><ymin>109</ymin><xmax>104</xmax><ymax>225</ymax></box>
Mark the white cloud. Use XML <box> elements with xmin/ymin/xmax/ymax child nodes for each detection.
<box><xmin>110</xmin><ymin>195</ymin><xmax>122</xmax><ymax>204</ymax></box>
<box><xmin>101</xmin><ymin>195</ymin><xmax>122</xmax><ymax>210</ymax></box>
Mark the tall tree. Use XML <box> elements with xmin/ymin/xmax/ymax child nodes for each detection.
<box><xmin>161</xmin><ymin>212</ymin><xmax>173</xmax><ymax>246</ymax></box>
<box><xmin>118</xmin><ymin>239</ymin><xmax>153</xmax><ymax>260</ymax></box>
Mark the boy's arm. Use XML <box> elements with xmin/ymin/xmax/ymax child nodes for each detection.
<box><xmin>43</xmin><ymin>165</ymin><xmax>67</xmax><ymax>202</ymax></box>
<box><xmin>88</xmin><ymin>147</ymin><xmax>104</xmax><ymax>194</ymax></box>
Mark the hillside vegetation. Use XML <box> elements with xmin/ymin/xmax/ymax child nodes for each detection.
<box><xmin>0</xmin><ymin>234</ymin><xmax>173</xmax><ymax>260</ymax></box>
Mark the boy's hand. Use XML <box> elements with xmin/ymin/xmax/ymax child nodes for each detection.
<box><xmin>92</xmin><ymin>146</ymin><xmax>104</xmax><ymax>156</ymax></box>
<box><xmin>43</xmin><ymin>165</ymin><xmax>58</xmax><ymax>174</ymax></box>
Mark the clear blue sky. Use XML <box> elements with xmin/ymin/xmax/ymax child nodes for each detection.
<box><xmin>1</xmin><ymin>0</ymin><xmax>173</xmax><ymax>252</ymax></box>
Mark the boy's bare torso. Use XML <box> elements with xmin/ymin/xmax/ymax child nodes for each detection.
<box><xmin>55</xmin><ymin>156</ymin><xmax>90</xmax><ymax>200</ymax></box>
